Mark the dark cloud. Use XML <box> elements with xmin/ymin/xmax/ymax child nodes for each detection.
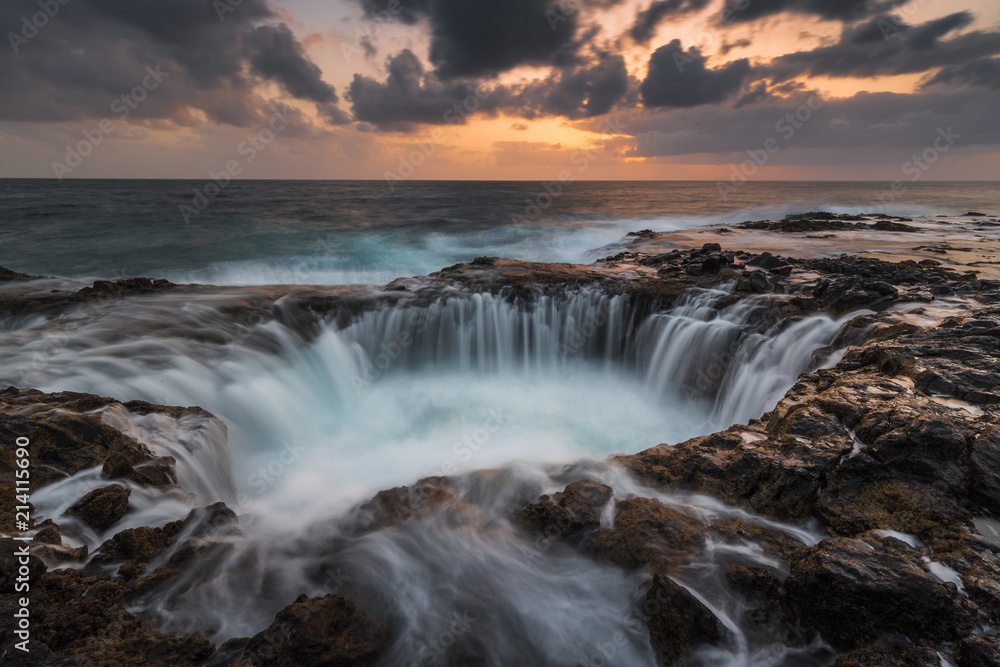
<box><xmin>764</xmin><ymin>13</ymin><xmax>1000</xmax><ymax>82</ymax></box>
<box><xmin>531</xmin><ymin>52</ymin><xmax>631</xmax><ymax>117</ymax></box>
<box><xmin>357</xmin><ymin>0</ymin><xmax>613</xmax><ymax>79</ymax></box>
<box><xmin>720</xmin><ymin>0</ymin><xmax>906</xmax><ymax>23</ymax></box>
<box><xmin>619</xmin><ymin>88</ymin><xmax>1000</xmax><ymax>158</ymax></box>
<box><xmin>348</xmin><ymin>50</ymin><xmax>502</xmax><ymax>131</ymax></box>
<box><xmin>630</xmin><ymin>0</ymin><xmax>712</xmax><ymax>44</ymax></box>
<box><xmin>349</xmin><ymin>48</ymin><xmax>629</xmax><ymax>130</ymax></box>
<box><xmin>0</xmin><ymin>0</ymin><xmax>346</xmax><ymax>126</ymax></box>
<box><xmin>926</xmin><ymin>58</ymin><xmax>1000</xmax><ymax>91</ymax></box>
<box><xmin>640</xmin><ymin>41</ymin><xmax>750</xmax><ymax>108</ymax></box>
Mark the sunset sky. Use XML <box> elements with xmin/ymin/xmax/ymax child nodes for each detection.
<box><xmin>1</xmin><ymin>0</ymin><xmax>998</xmax><ymax>180</ymax></box>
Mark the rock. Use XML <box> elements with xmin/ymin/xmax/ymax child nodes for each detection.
<box><xmin>0</xmin><ymin>567</ymin><xmax>215</xmax><ymax>664</ymax></box>
<box><xmin>957</xmin><ymin>634</ymin><xmax>1000</xmax><ymax>666</ymax></box>
<box><xmin>32</xmin><ymin>524</ymin><xmax>62</xmax><ymax>545</ymax></box>
<box><xmin>645</xmin><ymin>574</ymin><xmax>724</xmax><ymax>665</ymax></box>
<box><xmin>559</xmin><ymin>479</ymin><xmax>613</xmax><ymax>525</ymax></box>
<box><xmin>1</xmin><ymin>537</ymin><xmax>46</xmax><ymax>591</ymax></box>
<box><xmin>748</xmin><ymin>271</ymin><xmax>769</xmax><ymax>292</ymax></box>
<box><xmin>66</xmin><ymin>485</ymin><xmax>131</xmax><ymax>532</ymax></box>
<box><xmin>102</xmin><ymin>444</ymin><xmax>177</xmax><ymax>487</ymax></box>
<box><xmin>701</xmin><ymin>243</ymin><xmax>722</xmax><ymax>253</ymax></box>
<box><xmin>833</xmin><ymin>637</ymin><xmax>942</xmax><ymax>666</ymax></box>
<box><xmin>516</xmin><ymin>479</ymin><xmax>612</xmax><ymax>539</ymax></box>
<box><xmin>585</xmin><ymin>497</ymin><xmax>706</xmax><ymax>570</ymax></box>
<box><xmin>232</xmin><ymin>594</ymin><xmax>389</xmax><ymax>666</ymax></box>
<box><xmin>971</xmin><ymin>426</ymin><xmax>1000</xmax><ymax>515</ymax></box>
<box><xmin>33</xmin><ymin>543</ymin><xmax>89</xmax><ymax>566</ymax></box>
<box><xmin>350</xmin><ymin>477</ymin><xmax>455</xmax><ymax>532</ymax></box>
<box><xmin>784</xmin><ymin>538</ymin><xmax>974</xmax><ymax>651</ymax></box>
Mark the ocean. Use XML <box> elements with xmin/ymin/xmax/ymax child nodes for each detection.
<box><xmin>1</xmin><ymin>179</ymin><xmax>996</xmax><ymax>284</ymax></box>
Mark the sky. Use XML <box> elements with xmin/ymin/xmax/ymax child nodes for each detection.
<box><xmin>0</xmin><ymin>0</ymin><xmax>998</xmax><ymax>180</ymax></box>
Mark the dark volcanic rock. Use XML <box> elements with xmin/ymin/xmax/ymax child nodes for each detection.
<box><xmin>66</xmin><ymin>484</ymin><xmax>131</xmax><ymax>532</ymax></box>
<box><xmin>585</xmin><ymin>497</ymin><xmax>706</xmax><ymax>570</ymax></box>
<box><xmin>958</xmin><ymin>634</ymin><xmax>1000</xmax><ymax>666</ymax></box>
<box><xmin>784</xmin><ymin>538</ymin><xmax>974</xmax><ymax>651</ymax></box>
<box><xmin>516</xmin><ymin>479</ymin><xmax>613</xmax><ymax>539</ymax></box>
<box><xmin>833</xmin><ymin>637</ymin><xmax>942</xmax><ymax>666</ymax></box>
<box><xmin>0</xmin><ymin>567</ymin><xmax>215</xmax><ymax>665</ymax></box>
<box><xmin>645</xmin><ymin>573</ymin><xmax>724</xmax><ymax>665</ymax></box>
<box><xmin>232</xmin><ymin>594</ymin><xmax>389</xmax><ymax>667</ymax></box>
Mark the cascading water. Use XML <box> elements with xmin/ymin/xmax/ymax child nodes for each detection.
<box><xmin>0</xmin><ymin>281</ymin><xmax>862</xmax><ymax>665</ymax></box>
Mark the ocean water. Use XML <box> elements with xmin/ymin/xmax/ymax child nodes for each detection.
<box><xmin>0</xmin><ymin>179</ymin><xmax>996</xmax><ymax>284</ymax></box>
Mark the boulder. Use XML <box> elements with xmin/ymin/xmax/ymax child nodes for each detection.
<box><xmin>66</xmin><ymin>485</ymin><xmax>131</xmax><ymax>532</ymax></box>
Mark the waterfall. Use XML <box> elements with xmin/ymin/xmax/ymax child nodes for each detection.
<box><xmin>0</xmin><ymin>282</ymin><xmax>863</xmax><ymax>666</ymax></box>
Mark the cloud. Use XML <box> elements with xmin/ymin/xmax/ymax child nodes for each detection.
<box><xmin>348</xmin><ymin>50</ymin><xmax>501</xmax><ymax>131</ymax></box>
<box><xmin>640</xmin><ymin>41</ymin><xmax>751</xmax><ymax>107</ymax></box>
<box><xmin>619</xmin><ymin>88</ymin><xmax>1000</xmax><ymax>157</ymax></box>
<box><xmin>0</xmin><ymin>0</ymin><xmax>347</xmax><ymax>126</ymax></box>
<box><xmin>720</xmin><ymin>0</ymin><xmax>907</xmax><ymax>23</ymax></box>
<box><xmin>356</xmin><ymin>0</ymin><xmax>612</xmax><ymax>79</ymax></box>
<box><xmin>925</xmin><ymin>58</ymin><xmax>1000</xmax><ymax>91</ymax></box>
<box><xmin>630</xmin><ymin>0</ymin><xmax>712</xmax><ymax>44</ymax></box>
<box><xmin>763</xmin><ymin>12</ymin><xmax>1000</xmax><ymax>81</ymax></box>
<box><xmin>349</xmin><ymin>48</ymin><xmax>630</xmax><ymax>130</ymax></box>
<box><xmin>524</xmin><ymin>52</ymin><xmax>632</xmax><ymax>118</ymax></box>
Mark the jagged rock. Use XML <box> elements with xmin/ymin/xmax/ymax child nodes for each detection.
<box><xmin>784</xmin><ymin>538</ymin><xmax>974</xmax><ymax>651</ymax></box>
<box><xmin>0</xmin><ymin>538</ymin><xmax>46</xmax><ymax>591</ymax></box>
<box><xmin>958</xmin><ymin>634</ymin><xmax>1000</xmax><ymax>666</ymax></box>
<box><xmin>0</xmin><ymin>567</ymin><xmax>215</xmax><ymax>665</ymax></box>
<box><xmin>350</xmin><ymin>477</ymin><xmax>456</xmax><ymax>531</ymax></box>
<box><xmin>516</xmin><ymin>479</ymin><xmax>613</xmax><ymax>539</ymax></box>
<box><xmin>231</xmin><ymin>594</ymin><xmax>389</xmax><ymax>666</ymax></box>
<box><xmin>66</xmin><ymin>485</ymin><xmax>131</xmax><ymax>532</ymax></box>
<box><xmin>31</xmin><ymin>523</ymin><xmax>62</xmax><ymax>545</ymax></box>
<box><xmin>833</xmin><ymin>637</ymin><xmax>942</xmax><ymax>666</ymax></box>
<box><xmin>645</xmin><ymin>574</ymin><xmax>724</xmax><ymax>665</ymax></box>
<box><xmin>585</xmin><ymin>497</ymin><xmax>706</xmax><ymax>570</ymax></box>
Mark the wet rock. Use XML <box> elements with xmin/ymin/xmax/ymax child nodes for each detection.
<box><xmin>87</xmin><ymin>523</ymin><xmax>183</xmax><ymax>578</ymax></box>
<box><xmin>516</xmin><ymin>479</ymin><xmax>612</xmax><ymax>539</ymax></box>
<box><xmin>66</xmin><ymin>484</ymin><xmax>131</xmax><ymax>532</ymax></box>
<box><xmin>645</xmin><ymin>574</ymin><xmax>724</xmax><ymax>665</ymax></box>
<box><xmin>33</xmin><ymin>543</ymin><xmax>89</xmax><ymax>566</ymax></box>
<box><xmin>31</xmin><ymin>523</ymin><xmax>62</xmax><ymax>545</ymax></box>
<box><xmin>350</xmin><ymin>477</ymin><xmax>456</xmax><ymax>532</ymax></box>
<box><xmin>559</xmin><ymin>479</ymin><xmax>613</xmax><ymax>524</ymax></box>
<box><xmin>232</xmin><ymin>594</ymin><xmax>389</xmax><ymax>667</ymax></box>
<box><xmin>957</xmin><ymin>634</ymin><xmax>1000</xmax><ymax>666</ymax></box>
<box><xmin>748</xmin><ymin>271</ymin><xmax>770</xmax><ymax>292</ymax></box>
<box><xmin>971</xmin><ymin>426</ymin><xmax>1000</xmax><ymax>515</ymax></box>
<box><xmin>0</xmin><ymin>567</ymin><xmax>215</xmax><ymax>665</ymax></box>
<box><xmin>0</xmin><ymin>537</ymin><xmax>46</xmax><ymax>591</ymax></box>
<box><xmin>102</xmin><ymin>443</ymin><xmax>177</xmax><ymax>487</ymax></box>
<box><xmin>833</xmin><ymin>637</ymin><xmax>942</xmax><ymax>666</ymax></box>
<box><xmin>585</xmin><ymin>497</ymin><xmax>706</xmax><ymax>570</ymax></box>
<box><xmin>784</xmin><ymin>538</ymin><xmax>974</xmax><ymax>651</ymax></box>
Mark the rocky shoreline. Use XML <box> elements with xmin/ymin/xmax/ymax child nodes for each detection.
<box><xmin>2</xmin><ymin>225</ymin><xmax>1000</xmax><ymax>665</ymax></box>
